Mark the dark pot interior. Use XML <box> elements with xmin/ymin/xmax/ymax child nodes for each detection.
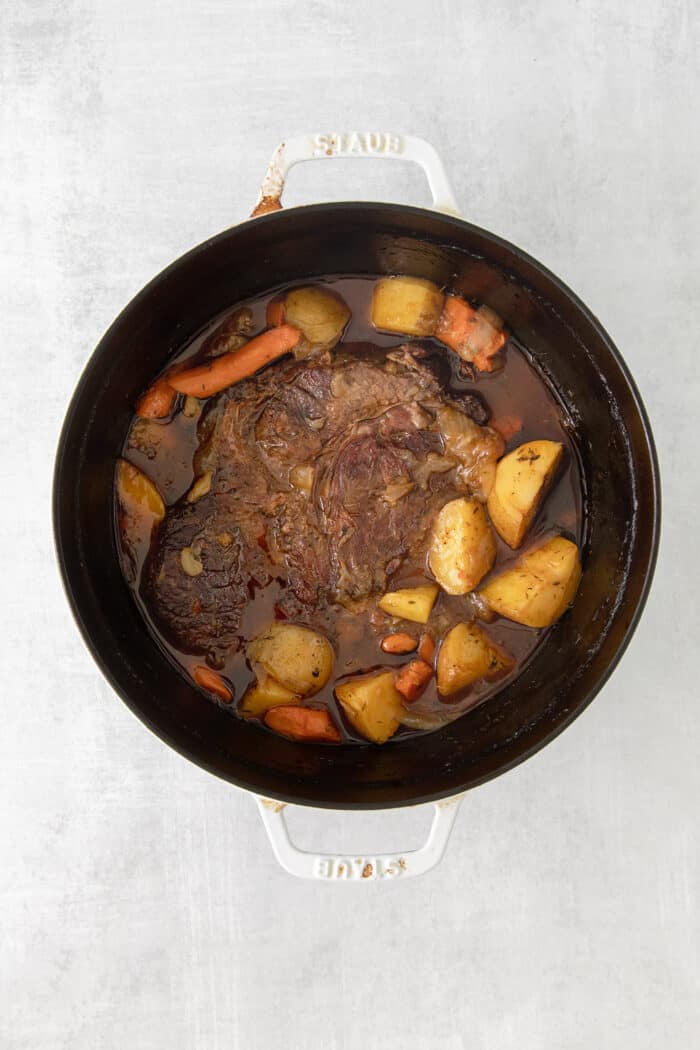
<box><xmin>53</xmin><ymin>204</ymin><xmax>659</xmax><ymax>808</ymax></box>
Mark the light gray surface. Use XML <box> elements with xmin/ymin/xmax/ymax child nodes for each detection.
<box><xmin>2</xmin><ymin>1</ymin><xmax>699</xmax><ymax>1047</ymax></box>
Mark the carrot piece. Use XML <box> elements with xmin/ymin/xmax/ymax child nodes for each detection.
<box><xmin>491</xmin><ymin>414</ymin><xmax>523</xmax><ymax>441</ymax></box>
<box><xmin>380</xmin><ymin>632</ymin><xmax>418</xmax><ymax>655</ymax></box>
<box><xmin>169</xmin><ymin>324</ymin><xmax>301</xmax><ymax>398</ymax></box>
<box><xmin>266</xmin><ymin>298</ymin><xmax>286</xmax><ymax>327</ymax></box>
<box><xmin>136</xmin><ymin>376</ymin><xmax>177</xmax><ymax>419</ymax></box>
<box><xmin>470</xmin><ymin>307</ymin><xmax>507</xmax><ymax>371</ymax></box>
<box><xmin>395</xmin><ymin>659</ymin><xmax>433</xmax><ymax>703</ymax></box>
<box><xmin>436</xmin><ymin>295</ymin><xmax>507</xmax><ymax>370</ymax></box>
<box><xmin>417</xmin><ymin>632</ymin><xmax>436</xmax><ymax>664</ymax></box>
<box><xmin>435</xmin><ymin>295</ymin><xmax>477</xmax><ymax>354</ymax></box>
<box><xmin>264</xmin><ymin>705</ymin><xmax>341</xmax><ymax>743</ymax></box>
<box><xmin>192</xmin><ymin>665</ymin><xmax>233</xmax><ymax>703</ymax></box>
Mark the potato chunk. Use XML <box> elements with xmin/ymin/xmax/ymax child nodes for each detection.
<box><xmin>371</xmin><ymin>277</ymin><xmax>444</xmax><ymax>337</ymax></box>
<box><xmin>116</xmin><ymin>459</ymin><xmax>165</xmax><ymax>522</ymax></box>
<box><xmin>487</xmin><ymin>440</ymin><xmax>563</xmax><ymax>548</ymax></box>
<box><xmin>378</xmin><ymin>584</ymin><xmax>439</xmax><ymax>624</ymax></box>
<box><xmin>240</xmin><ymin>674</ymin><xmax>301</xmax><ymax>718</ymax></box>
<box><xmin>429</xmin><ymin>497</ymin><xmax>497</xmax><ymax>595</ymax></box>
<box><xmin>437</xmin><ymin>622</ymin><xmax>514</xmax><ymax>696</ymax></box>
<box><xmin>477</xmin><ymin>536</ymin><xmax>582</xmax><ymax>628</ymax></box>
<box><xmin>247</xmin><ymin>624</ymin><xmax>333</xmax><ymax>696</ymax></box>
<box><xmin>283</xmin><ymin>286</ymin><xmax>350</xmax><ymax>350</ymax></box>
<box><xmin>335</xmin><ymin>671</ymin><xmax>404</xmax><ymax>744</ymax></box>
<box><xmin>116</xmin><ymin>459</ymin><xmax>166</xmax><ymax>570</ymax></box>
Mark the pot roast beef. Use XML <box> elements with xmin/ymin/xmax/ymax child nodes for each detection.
<box><xmin>142</xmin><ymin>345</ymin><xmax>504</xmax><ymax>658</ymax></box>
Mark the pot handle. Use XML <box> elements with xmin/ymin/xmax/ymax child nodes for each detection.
<box><xmin>256</xmin><ymin>794</ymin><xmax>463</xmax><ymax>880</ymax></box>
<box><xmin>251</xmin><ymin>133</ymin><xmax>461</xmax><ymax>218</ymax></box>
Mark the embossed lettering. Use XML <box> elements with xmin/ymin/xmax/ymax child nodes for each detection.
<box><xmin>315</xmin><ymin>854</ymin><xmax>406</xmax><ymax>879</ymax></box>
<box><xmin>311</xmin><ymin>132</ymin><xmax>404</xmax><ymax>159</ymax></box>
<box><xmin>316</xmin><ymin>858</ymin><xmax>334</xmax><ymax>878</ymax></box>
<box><xmin>366</xmin><ymin>131</ymin><xmax>382</xmax><ymax>153</ymax></box>
<box><xmin>312</xmin><ymin>133</ymin><xmax>331</xmax><ymax>156</ymax></box>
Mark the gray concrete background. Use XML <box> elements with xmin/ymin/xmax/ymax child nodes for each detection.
<box><xmin>2</xmin><ymin>1</ymin><xmax>699</xmax><ymax>1047</ymax></box>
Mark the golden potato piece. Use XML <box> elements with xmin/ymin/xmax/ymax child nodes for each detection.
<box><xmin>378</xmin><ymin>584</ymin><xmax>439</xmax><ymax>624</ymax></box>
<box><xmin>116</xmin><ymin>458</ymin><xmax>165</xmax><ymax>522</ymax></box>
<box><xmin>477</xmin><ymin>536</ymin><xmax>582</xmax><ymax>628</ymax></box>
<box><xmin>116</xmin><ymin>460</ymin><xmax>166</xmax><ymax>577</ymax></box>
<box><xmin>247</xmin><ymin>624</ymin><xmax>333</xmax><ymax>696</ymax></box>
<box><xmin>487</xmin><ymin>440</ymin><xmax>563</xmax><ymax>548</ymax></box>
<box><xmin>335</xmin><ymin>671</ymin><xmax>404</xmax><ymax>744</ymax></box>
<box><xmin>240</xmin><ymin>674</ymin><xmax>301</xmax><ymax>718</ymax></box>
<box><xmin>428</xmin><ymin>497</ymin><xmax>497</xmax><ymax>595</ymax></box>
<box><xmin>371</xmin><ymin>277</ymin><xmax>444</xmax><ymax>337</ymax></box>
<box><xmin>437</xmin><ymin>622</ymin><xmax>514</xmax><ymax>696</ymax></box>
<box><xmin>284</xmin><ymin>286</ymin><xmax>350</xmax><ymax>349</ymax></box>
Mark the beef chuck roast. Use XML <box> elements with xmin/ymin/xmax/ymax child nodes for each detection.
<box><xmin>141</xmin><ymin>494</ymin><xmax>269</xmax><ymax>659</ymax></box>
<box><xmin>142</xmin><ymin>345</ymin><xmax>503</xmax><ymax>657</ymax></box>
<box><xmin>313</xmin><ymin>404</ymin><xmax>444</xmax><ymax>601</ymax></box>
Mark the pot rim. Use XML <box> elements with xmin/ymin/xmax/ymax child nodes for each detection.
<box><xmin>53</xmin><ymin>201</ymin><xmax>661</xmax><ymax>810</ymax></box>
